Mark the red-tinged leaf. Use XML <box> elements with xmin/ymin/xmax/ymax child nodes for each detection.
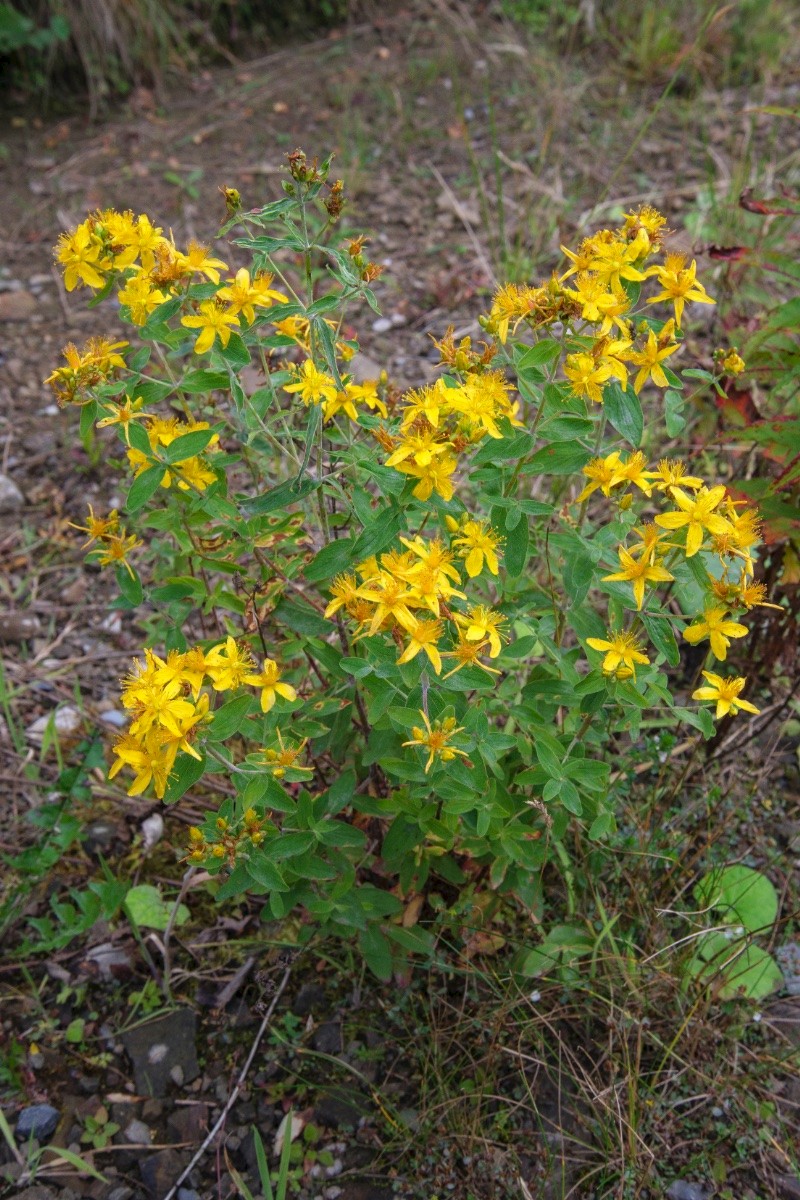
<box><xmin>716</xmin><ymin>383</ymin><xmax>759</xmax><ymax>426</ymax></box>
<box><xmin>739</xmin><ymin>187</ymin><xmax>800</xmax><ymax>216</ymax></box>
<box><xmin>708</xmin><ymin>245</ymin><xmax>749</xmax><ymax>261</ymax></box>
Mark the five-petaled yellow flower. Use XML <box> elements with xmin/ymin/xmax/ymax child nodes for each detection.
<box><xmin>602</xmin><ymin>547</ymin><xmax>674</xmax><ymax>611</ymax></box>
<box><xmin>692</xmin><ymin>672</ymin><xmax>759</xmax><ymax>719</ymax></box>
<box><xmin>243</xmin><ymin>658</ymin><xmax>297</xmax><ymax>713</ymax></box>
<box><xmin>654</xmin><ymin>485</ymin><xmax>732</xmax><ymax>558</ymax></box>
<box><xmin>181</xmin><ymin>300</ymin><xmax>240</xmax><ymax>354</ymax></box>
<box><xmin>586</xmin><ymin>630</ymin><xmax>650</xmax><ymax>679</ymax></box>
<box><xmin>682</xmin><ymin>606</ymin><xmax>748</xmax><ymax>661</ymax></box>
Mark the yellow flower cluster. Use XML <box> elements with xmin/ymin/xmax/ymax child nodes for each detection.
<box><xmin>283</xmin><ymin>359</ymin><xmax>387</xmax><ymax>425</ymax></box>
<box><xmin>578</xmin><ymin>452</ymin><xmax>775</xmax><ymax>718</ymax></box>
<box><xmin>125</xmin><ymin>415</ymin><xmax>219</xmax><ymax>493</ymax></box>
<box><xmin>70</xmin><ymin>504</ymin><xmax>142</xmax><ymax>577</ymax></box>
<box><xmin>378</xmin><ymin>369</ymin><xmax>523</xmax><ymax>502</ymax></box>
<box><xmin>109</xmin><ymin>639</ymin><xmax>297</xmax><ymax>798</ymax></box>
<box><xmin>325</xmin><ymin>529</ymin><xmax>505</xmax><ymax>678</ymax></box>
<box><xmin>54</xmin><ymin>209</ymin><xmax>287</xmax><ymax>339</ymax></box>
<box><xmin>44</xmin><ymin>337</ymin><xmax>128</xmax><ymax>406</ymax></box>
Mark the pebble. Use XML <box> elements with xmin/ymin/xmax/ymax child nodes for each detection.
<box><xmin>100</xmin><ymin>709</ymin><xmax>128</xmax><ymax>728</ymax></box>
<box><xmin>371</xmin><ymin>316</ymin><xmax>392</xmax><ymax>334</ymax></box>
<box><xmin>123</xmin><ymin>1118</ymin><xmax>152</xmax><ymax>1145</ymax></box>
<box><xmin>26</xmin><ymin>704</ymin><xmax>82</xmax><ymax>744</ymax></box>
<box><xmin>0</xmin><ymin>612</ymin><xmax>41</xmax><ymax>642</ymax></box>
<box><xmin>666</xmin><ymin>1183</ymin><xmax>711</xmax><ymax>1200</ymax></box>
<box><xmin>121</xmin><ymin>1009</ymin><xmax>199</xmax><ymax>1098</ymax></box>
<box><xmin>0</xmin><ymin>290</ymin><xmax>36</xmax><ymax>321</ymax></box>
<box><xmin>177</xmin><ymin>1191</ymin><xmax>200</xmax><ymax>1200</ymax></box>
<box><xmin>0</xmin><ymin>473</ymin><xmax>24</xmax><ymax>513</ymax></box>
<box><xmin>15</xmin><ymin>1104</ymin><xmax>60</xmax><ymax>1141</ymax></box>
<box><xmin>141</xmin><ymin>813</ymin><xmax>164</xmax><ymax>851</ymax></box>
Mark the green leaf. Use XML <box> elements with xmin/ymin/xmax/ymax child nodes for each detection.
<box><xmin>209</xmin><ymin>694</ymin><xmax>255</xmax><ymax>741</ymax></box>
<box><xmin>694</xmin><ymin>865</ymin><xmax>779</xmax><ymax>934</ymax></box>
<box><xmin>162</xmin><ymin>752</ymin><xmax>206</xmax><ymax>804</ymax></box>
<box><xmin>603</xmin><ymin>381</ymin><xmax>643</xmax><ymax>447</ymax></box>
<box><xmin>162</xmin><ymin>428</ymin><xmax>219</xmax><ymax>463</ymax></box>
<box><xmin>715</xmin><ymin>944</ymin><xmax>783</xmax><ymax>1000</ymax></box>
<box><xmin>124</xmin><ymin>884</ymin><xmax>189</xmax><ymax>931</ymax></box>
<box><xmin>641</xmin><ymin>613</ymin><xmax>679</xmax><ymax>666</ymax></box>
<box><xmin>665</xmin><ymin>389</ymin><xmax>686</xmax><ymax>437</ymax></box>
<box><xmin>359</xmin><ymin>924</ymin><xmax>393</xmax><ymax>981</ymax></box>
<box><xmin>115</xmin><ymin>565</ymin><xmax>143</xmax><ymax>607</ymax></box>
<box><xmin>305</xmin><ymin>538</ymin><xmax>355</xmax><ymax>583</ymax></box>
<box><xmin>126</xmin><ymin>464</ymin><xmax>165</xmax><ymax>512</ymax></box>
<box><xmin>352</xmin><ymin>508</ymin><xmax>402</xmax><ymax>559</ymax></box>
<box><xmin>246</xmin><ymin>855</ymin><xmax>287</xmax><ymax>891</ymax></box>
<box><xmin>504</xmin><ymin>513</ymin><xmax>529</xmax><ymax>577</ymax></box>
<box><xmin>245</xmin><ymin>475</ymin><xmax>320</xmax><ymax>516</ymax></box>
<box><xmin>181</xmin><ymin>369</ymin><xmax>230</xmax><ymax>393</ymax></box>
<box><xmin>516</xmin><ymin>339</ymin><xmax>562</xmax><ymax>369</ymax></box>
<box><xmin>127</xmin><ymin>419</ymin><xmax>153</xmax><ymax>457</ymax></box>
<box><xmin>522</xmin><ymin>442</ymin><xmax>591</xmax><ymax>476</ymax></box>
<box><xmin>219</xmin><ymin>332</ymin><xmax>250</xmax><ymax>368</ymax></box>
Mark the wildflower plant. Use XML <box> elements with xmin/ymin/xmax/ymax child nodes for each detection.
<box><xmin>50</xmin><ymin>153</ymin><xmax>773</xmax><ymax>977</ymax></box>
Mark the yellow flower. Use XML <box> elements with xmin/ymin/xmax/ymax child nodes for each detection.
<box><xmin>454</xmin><ymin>605</ymin><xmax>507</xmax><ymax>658</ymax></box>
<box><xmin>564</xmin><ymin>352</ymin><xmax>614</xmax><ymax>405</ymax></box>
<box><xmin>395</xmin><ymin>454</ymin><xmax>458</xmax><ymax>503</ymax></box>
<box><xmin>356</xmin><ymin>573</ymin><xmax>419</xmax><ymax>636</ymax></box>
<box><xmin>257</xmin><ymin>730</ymin><xmax>311</xmax><ymax>778</ymax></box>
<box><xmin>118</xmin><ymin>272</ymin><xmax>167</xmax><ymax>325</ymax></box>
<box><xmin>628</xmin><ymin>328</ymin><xmax>680</xmax><ymax>394</ymax></box>
<box><xmin>451</xmin><ymin>519</ymin><xmax>503</xmax><ymax>577</ymax></box>
<box><xmin>402</xmin><ymin>710</ymin><xmax>469</xmax><ymax>774</ymax></box>
<box><xmin>576</xmin><ymin>452</ymin><xmax>625</xmax><ymax>502</ymax></box>
<box><xmin>654</xmin><ymin>485</ymin><xmax>733</xmax><ymax>558</ymax></box>
<box><xmin>69</xmin><ymin>504</ymin><xmax>120</xmax><ymax>546</ymax></box>
<box><xmin>441</xmin><ymin>634</ymin><xmax>501</xmax><ymax>680</ymax></box>
<box><xmin>177</xmin><ymin>240</ymin><xmax>229</xmax><ymax>283</ymax></box>
<box><xmin>96</xmin><ymin>394</ymin><xmax>152</xmax><ymax>443</ymax></box>
<box><xmin>108</xmin><ymin>733</ymin><xmax>171</xmax><ymax>798</ymax></box>
<box><xmin>602</xmin><ymin>546</ymin><xmax>674</xmax><ymax>611</ymax></box>
<box><xmin>243</xmin><ymin>658</ymin><xmax>297</xmax><ymax>713</ymax></box>
<box><xmin>324</xmin><ymin>573</ymin><xmax>360</xmax><ymax>619</ymax></box>
<box><xmin>692</xmin><ymin>671</ymin><xmax>759</xmax><ymax>719</ymax></box>
<box><xmin>55</xmin><ymin>221</ymin><xmax>111</xmax><ymax>291</ymax></box>
<box><xmin>95</xmin><ymin>531</ymin><xmax>142</xmax><ymax>577</ymax></box>
<box><xmin>586</xmin><ymin>630</ymin><xmax>650</xmax><ymax>678</ymax></box>
<box><xmin>397</xmin><ymin>618</ymin><xmax>445</xmax><ymax>675</ymax></box>
<box><xmin>217</xmin><ymin>268</ymin><xmax>287</xmax><ymax>324</ymax></box>
<box><xmin>283</xmin><ymin>360</ymin><xmax>338</xmax><ymax>406</ymax></box>
<box><xmin>181</xmin><ymin>300</ymin><xmax>240</xmax><ymax>354</ymax></box>
<box><xmin>682</xmin><ymin>606</ymin><xmax>748</xmax><ymax>661</ymax></box>
<box><xmin>645</xmin><ymin>458</ymin><xmax>704</xmax><ymax>494</ymax></box>
<box><xmin>721</xmin><ymin>348</ymin><xmax>745</xmax><ymax>375</ymax></box>
<box><xmin>204</xmin><ymin>637</ymin><xmax>254</xmax><ymax>691</ymax></box>
<box><xmin>646</xmin><ymin>254</ymin><xmax>715</xmax><ymax>328</ymax></box>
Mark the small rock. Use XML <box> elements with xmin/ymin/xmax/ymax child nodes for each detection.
<box><xmin>167</xmin><ymin>1103</ymin><xmax>208</xmax><ymax>1145</ymax></box>
<box><xmin>666</xmin><ymin>1183</ymin><xmax>710</xmax><ymax>1200</ymax></box>
<box><xmin>15</xmin><ymin>1105</ymin><xmax>60</xmax><ymax>1142</ymax></box>
<box><xmin>141</xmin><ymin>1099</ymin><xmax>164</xmax><ymax>1122</ymax></box>
<box><xmin>12</xmin><ymin>1188</ymin><xmax>59</xmax><ymax>1200</ymax></box>
<box><xmin>177</xmin><ymin>1190</ymin><xmax>200</xmax><ymax>1200</ymax></box>
<box><xmin>26</xmin><ymin>705</ymin><xmax>82</xmax><ymax>744</ymax></box>
<box><xmin>291</xmin><ymin>983</ymin><xmax>326</xmax><ymax>1016</ymax></box>
<box><xmin>106</xmin><ymin>1187</ymin><xmax>135</xmax><ymax>1200</ymax></box>
<box><xmin>121</xmin><ymin>1010</ymin><xmax>199</xmax><ymax>1098</ymax></box>
<box><xmin>28</xmin><ymin>274</ymin><xmax>52</xmax><ymax>287</ymax></box>
<box><xmin>83</xmin><ymin>941</ymin><xmax>133</xmax><ymax>980</ymax></box>
<box><xmin>83</xmin><ymin>819</ymin><xmax>119</xmax><ymax>855</ymax></box>
<box><xmin>371</xmin><ymin>317</ymin><xmax>392</xmax><ymax>334</ymax></box>
<box><xmin>777</xmin><ymin>1175</ymin><xmax>800</xmax><ymax>1200</ymax></box>
<box><xmin>100</xmin><ymin>710</ymin><xmax>128</xmax><ymax>729</ymax></box>
<box><xmin>347</xmin><ymin>353</ymin><xmax>382</xmax><ymax>384</ymax></box>
<box><xmin>139</xmin><ymin>1149</ymin><xmax>185</xmax><ymax>1197</ymax></box>
<box><xmin>141</xmin><ymin>813</ymin><xmax>164</xmax><ymax>851</ymax></box>
<box><xmin>0</xmin><ymin>290</ymin><xmax>36</xmax><ymax>321</ymax></box>
<box><xmin>314</xmin><ymin>1087</ymin><xmax>370</xmax><ymax>1130</ymax></box>
<box><xmin>124</xmin><ymin>1119</ymin><xmax>152</xmax><ymax>1145</ymax></box>
<box><xmin>0</xmin><ymin>473</ymin><xmax>24</xmax><ymax>513</ymax></box>
<box><xmin>0</xmin><ymin>612</ymin><xmax>41</xmax><ymax>642</ymax></box>
<box><xmin>313</xmin><ymin>1021</ymin><xmax>343</xmax><ymax>1054</ymax></box>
